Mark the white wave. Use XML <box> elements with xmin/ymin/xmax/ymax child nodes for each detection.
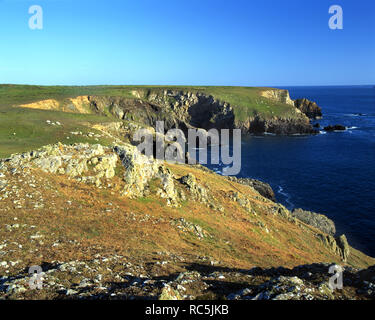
<box><xmin>344</xmin><ymin>113</ymin><xmax>366</xmax><ymax>117</ymax></box>
<box><xmin>277</xmin><ymin>185</ymin><xmax>294</xmax><ymax>209</ymax></box>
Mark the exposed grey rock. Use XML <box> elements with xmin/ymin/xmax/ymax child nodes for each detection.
<box><xmin>336</xmin><ymin>234</ymin><xmax>350</xmax><ymax>262</ymax></box>
<box><xmin>316</xmin><ymin>233</ymin><xmax>350</xmax><ymax>261</ymax></box>
<box><xmin>179</xmin><ymin>173</ymin><xmax>209</xmax><ymax>204</ymax></box>
<box><xmin>291</xmin><ymin>208</ymin><xmax>336</xmax><ymax>236</ymax></box>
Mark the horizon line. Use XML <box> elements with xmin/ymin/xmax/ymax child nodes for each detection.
<box><xmin>0</xmin><ymin>83</ymin><xmax>374</xmax><ymax>88</ymax></box>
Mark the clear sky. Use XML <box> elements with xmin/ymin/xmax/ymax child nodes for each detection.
<box><xmin>0</xmin><ymin>0</ymin><xmax>374</xmax><ymax>86</ymax></box>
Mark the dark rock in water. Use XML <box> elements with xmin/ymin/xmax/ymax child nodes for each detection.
<box><xmin>291</xmin><ymin>208</ymin><xmax>336</xmax><ymax>236</ymax></box>
<box><xmin>313</xmin><ymin>123</ymin><xmax>320</xmax><ymax>128</ymax></box>
<box><xmin>294</xmin><ymin>98</ymin><xmax>323</xmax><ymax>119</ymax></box>
<box><xmin>227</xmin><ymin>177</ymin><xmax>276</xmax><ymax>202</ymax></box>
<box><xmin>324</xmin><ymin>125</ymin><xmax>346</xmax><ymax>131</ymax></box>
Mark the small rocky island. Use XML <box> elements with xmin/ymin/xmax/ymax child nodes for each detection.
<box><xmin>324</xmin><ymin>125</ymin><xmax>347</xmax><ymax>132</ymax></box>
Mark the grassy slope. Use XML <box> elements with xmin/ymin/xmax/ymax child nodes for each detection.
<box><xmin>1</xmin><ymin>160</ymin><xmax>373</xmax><ymax>271</ymax></box>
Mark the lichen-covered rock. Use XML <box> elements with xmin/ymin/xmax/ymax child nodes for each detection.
<box><xmin>2</xmin><ymin>142</ymin><xmax>226</xmax><ymax>208</ymax></box>
<box><xmin>159</xmin><ymin>285</ymin><xmax>182</xmax><ymax>300</ymax></box>
<box><xmin>33</xmin><ymin>156</ymin><xmax>63</xmax><ymax>174</ymax></box>
<box><xmin>156</xmin><ymin>166</ymin><xmax>182</xmax><ymax>207</ymax></box>
<box><xmin>171</xmin><ymin>218</ymin><xmax>211</xmax><ymax>239</ymax></box>
<box><xmin>251</xmin><ymin>276</ymin><xmax>308</xmax><ymax>300</ymax></box>
<box><xmin>3</xmin><ymin>143</ymin><xmax>119</xmax><ymax>188</ymax></box>
<box><xmin>179</xmin><ymin>174</ymin><xmax>208</xmax><ymax>203</ymax></box>
<box><xmin>92</xmin><ymin>154</ymin><xmax>118</xmax><ymax>179</ymax></box>
<box><xmin>114</xmin><ymin>144</ymin><xmax>160</xmax><ymax>197</ymax></box>
<box><xmin>229</xmin><ymin>191</ymin><xmax>255</xmax><ymax>214</ymax></box>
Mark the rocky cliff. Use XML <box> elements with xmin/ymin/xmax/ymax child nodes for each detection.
<box><xmin>84</xmin><ymin>89</ymin><xmax>318</xmax><ymax>135</ymax></box>
<box><xmin>294</xmin><ymin>98</ymin><xmax>323</xmax><ymax>119</ymax></box>
<box><xmin>15</xmin><ymin>86</ymin><xmax>321</xmax><ymax>135</ymax></box>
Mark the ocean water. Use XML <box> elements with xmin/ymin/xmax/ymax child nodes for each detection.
<box><xmin>207</xmin><ymin>86</ymin><xmax>375</xmax><ymax>257</ymax></box>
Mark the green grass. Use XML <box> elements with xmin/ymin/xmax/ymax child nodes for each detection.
<box><xmin>0</xmin><ymin>84</ymin><xmax>298</xmax><ymax>158</ymax></box>
<box><xmin>0</xmin><ymin>106</ymin><xmax>114</xmax><ymax>158</ymax></box>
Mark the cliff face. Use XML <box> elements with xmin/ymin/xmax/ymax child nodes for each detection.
<box><xmin>294</xmin><ymin>98</ymin><xmax>323</xmax><ymax>119</ymax></box>
<box><xmin>86</xmin><ymin>89</ymin><xmax>317</xmax><ymax>135</ymax></box>
<box><xmin>15</xmin><ymin>86</ymin><xmax>319</xmax><ymax>135</ymax></box>
<box><xmin>237</xmin><ymin>114</ymin><xmax>316</xmax><ymax>135</ymax></box>
<box><xmin>260</xmin><ymin>89</ymin><xmax>295</xmax><ymax>106</ymax></box>
<box><xmin>86</xmin><ymin>92</ymin><xmax>235</xmax><ymax>132</ymax></box>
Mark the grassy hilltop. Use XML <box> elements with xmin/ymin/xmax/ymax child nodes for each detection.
<box><xmin>0</xmin><ymin>84</ymin><xmax>295</xmax><ymax>118</ymax></box>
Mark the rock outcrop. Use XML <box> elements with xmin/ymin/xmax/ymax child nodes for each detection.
<box><xmin>294</xmin><ymin>98</ymin><xmax>322</xmax><ymax>119</ymax></box>
<box><xmin>317</xmin><ymin>233</ymin><xmax>351</xmax><ymax>262</ymax></box>
<box><xmin>227</xmin><ymin>176</ymin><xmax>276</xmax><ymax>201</ymax></box>
<box><xmin>336</xmin><ymin>234</ymin><xmax>350</xmax><ymax>262</ymax></box>
<box><xmin>1</xmin><ymin>143</ymin><xmax>225</xmax><ymax>209</ymax></box>
<box><xmin>260</xmin><ymin>89</ymin><xmax>295</xmax><ymax>106</ymax></box>
<box><xmin>291</xmin><ymin>208</ymin><xmax>336</xmax><ymax>236</ymax></box>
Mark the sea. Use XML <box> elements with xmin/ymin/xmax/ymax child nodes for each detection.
<box><xmin>205</xmin><ymin>86</ymin><xmax>375</xmax><ymax>257</ymax></box>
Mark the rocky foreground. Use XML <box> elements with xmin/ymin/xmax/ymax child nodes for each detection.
<box><xmin>0</xmin><ymin>143</ymin><xmax>374</xmax><ymax>300</ymax></box>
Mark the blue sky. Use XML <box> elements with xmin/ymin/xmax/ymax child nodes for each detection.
<box><xmin>0</xmin><ymin>0</ymin><xmax>374</xmax><ymax>86</ymax></box>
